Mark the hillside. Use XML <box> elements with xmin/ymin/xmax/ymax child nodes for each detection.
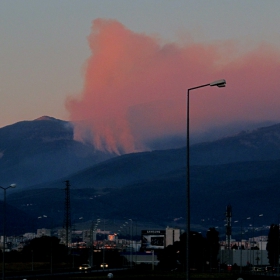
<box><xmin>3</xmin><ymin>119</ymin><xmax>280</xmax><ymax>234</ymax></box>
<box><xmin>7</xmin><ymin>158</ymin><xmax>280</xmax><ymax>234</ymax></box>
<box><xmin>0</xmin><ymin>116</ymin><xmax>114</xmax><ymax>187</ymax></box>
<box><xmin>2</xmin><ymin>117</ymin><xmax>280</xmax><ymax>189</ymax></box>
<box><xmin>191</xmin><ymin>123</ymin><xmax>280</xmax><ymax>165</ymax></box>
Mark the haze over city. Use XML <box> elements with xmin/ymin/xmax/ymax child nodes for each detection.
<box><xmin>1</xmin><ymin>1</ymin><xmax>280</xmax><ymax>153</ymax></box>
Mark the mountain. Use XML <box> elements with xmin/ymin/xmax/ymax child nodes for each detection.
<box><xmin>2</xmin><ymin>116</ymin><xmax>280</xmax><ymax>189</ymax></box>
<box><xmin>191</xmin><ymin>123</ymin><xmax>280</xmax><ymax>165</ymax></box>
<box><xmin>0</xmin><ymin>116</ymin><xmax>115</xmax><ymax>187</ymax></box>
<box><xmin>25</xmin><ymin>148</ymin><xmax>185</xmax><ymax>191</ymax></box>
<box><xmin>0</xmin><ymin>202</ymin><xmax>37</xmax><ymax>235</ymax></box>
<box><xmin>3</xmin><ymin>119</ymin><xmax>280</xmax><ymax>234</ymax></box>
<box><xmin>7</xmin><ymin>158</ymin><xmax>280</xmax><ymax>235</ymax></box>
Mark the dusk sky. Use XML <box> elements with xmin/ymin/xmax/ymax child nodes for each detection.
<box><xmin>1</xmin><ymin>1</ymin><xmax>280</xmax><ymax>153</ymax></box>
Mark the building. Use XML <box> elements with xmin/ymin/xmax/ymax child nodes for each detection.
<box><xmin>219</xmin><ymin>237</ymin><xmax>269</xmax><ymax>266</ymax></box>
<box><xmin>219</xmin><ymin>249</ymin><xmax>269</xmax><ymax>267</ymax></box>
<box><xmin>36</xmin><ymin>228</ymin><xmax>51</xmax><ymax>237</ymax></box>
<box><xmin>165</xmin><ymin>227</ymin><xmax>181</xmax><ymax>247</ymax></box>
<box><xmin>121</xmin><ymin>251</ymin><xmax>159</xmax><ymax>266</ymax></box>
<box><xmin>141</xmin><ymin>227</ymin><xmax>181</xmax><ymax>251</ymax></box>
<box><xmin>23</xmin><ymin>232</ymin><xmax>36</xmax><ymax>240</ymax></box>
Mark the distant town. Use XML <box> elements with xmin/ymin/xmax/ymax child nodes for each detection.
<box><xmin>0</xmin><ymin>221</ymin><xmax>272</xmax><ymax>268</ymax></box>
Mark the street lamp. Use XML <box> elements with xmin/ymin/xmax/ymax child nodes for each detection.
<box><xmin>90</xmin><ymin>218</ymin><xmax>100</xmax><ymax>267</ymax></box>
<box><xmin>233</xmin><ymin>219</ymin><xmax>246</xmax><ymax>272</ymax></box>
<box><xmin>257</xmin><ymin>214</ymin><xmax>264</xmax><ymax>268</ymax></box>
<box><xmin>0</xmin><ymin>183</ymin><xmax>16</xmax><ymax>280</ymax></box>
<box><xmin>247</xmin><ymin>214</ymin><xmax>263</xmax><ymax>267</ymax></box>
<box><xmin>129</xmin><ymin>219</ymin><xmax>133</xmax><ymax>268</ymax></box>
<box><xmin>186</xmin><ymin>79</ymin><xmax>226</xmax><ymax>280</ymax></box>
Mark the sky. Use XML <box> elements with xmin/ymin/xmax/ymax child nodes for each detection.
<box><xmin>1</xmin><ymin>0</ymin><xmax>280</xmax><ymax>153</ymax></box>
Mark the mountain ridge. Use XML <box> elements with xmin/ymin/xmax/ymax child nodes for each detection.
<box><xmin>0</xmin><ymin>116</ymin><xmax>115</xmax><ymax>187</ymax></box>
<box><xmin>2</xmin><ymin>116</ymin><xmax>280</xmax><ymax>234</ymax></box>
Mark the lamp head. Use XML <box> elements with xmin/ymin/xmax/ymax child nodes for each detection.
<box><xmin>210</xmin><ymin>79</ymin><xmax>226</xmax><ymax>87</ymax></box>
<box><xmin>10</xmin><ymin>183</ymin><xmax>16</xmax><ymax>188</ymax></box>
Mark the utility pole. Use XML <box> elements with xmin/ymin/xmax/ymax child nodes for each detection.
<box><xmin>89</xmin><ymin>220</ymin><xmax>93</xmax><ymax>267</ymax></box>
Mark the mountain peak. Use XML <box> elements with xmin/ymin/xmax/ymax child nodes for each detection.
<box><xmin>34</xmin><ymin>116</ymin><xmax>61</xmax><ymax>122</ymax></box>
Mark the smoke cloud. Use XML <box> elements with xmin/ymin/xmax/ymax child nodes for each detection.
<box><xmin>66</xmin><ymin>19</ymin><xmax>280</xmax><ymax>154</ymax></box>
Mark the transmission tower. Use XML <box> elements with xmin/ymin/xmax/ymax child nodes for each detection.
<box><xmin>63</xmin><ymin>180</ymin><xmax>72</xmax><ymax>250</ymax></box>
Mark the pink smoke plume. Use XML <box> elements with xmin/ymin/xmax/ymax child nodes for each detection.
<box><xmin>66</xmin><ymin>19</ymin><xmax>280</xmax><ymax>154</ymax></box>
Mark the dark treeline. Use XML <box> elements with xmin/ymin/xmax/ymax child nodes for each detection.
<box><xmin>157</xmin><ymin>228</ymin><xmax>220</xmax><ymax>271</ymax></box>
<box><xmin>2</xmin><ymin>230</ymin><xmax>220</xmax><ymax>272</ymax></box>
<box><xmin>4</xmin><ymin>225</ymin><xmax>280</xmax><ymax>272</ymax></box>
<box><xmin>266</xmin><ymin>224</ymin><xmax>280</xmax><ymax>267</ymax></box>
<box><xmin>2</xmin><ymin>236</ymin><xmax>125</xmax><ymax>269</ymax></box>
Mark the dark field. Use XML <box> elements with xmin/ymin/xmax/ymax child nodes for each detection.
<box><xmin>2</xmin><ymin>263</ymin><xmax>276</xmax><ymax>280</ymax></box>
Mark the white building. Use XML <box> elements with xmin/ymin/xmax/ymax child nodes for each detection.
<box><xmin>23</xmin><ymin>232</ymin><xmax>36</xmax><ymax>240</ymax></box>
<box><xmin>165</xmin><ymin>227</ymin><xmax>181</xmax><ymax>247</ymax></box>
<box><xmin>36</xmin><ymin>228</ymin><xmax>51</xmax><ymax>237</ymax></box>
<box><xmin>219</xmin><ymin>249</ymin><xmax>269</xmax><ymax>267</ymax></box>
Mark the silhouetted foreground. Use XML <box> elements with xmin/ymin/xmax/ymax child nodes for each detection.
<box><xmin>4</xmin><ymin>270</ymin><xmax>278</xmax><ymax>280</ymax></box>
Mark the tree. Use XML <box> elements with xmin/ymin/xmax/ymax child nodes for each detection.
<box><xmin>157</xmin><ymin>231</ymin><xmax>206</xmax><ymax>271</ymax></box>
<box><xmin>189</xmin><ymin>231</ymin><xmax>206</xmax><ymax>271</ymax></box>
<box><xmin>157</xmin><ymin>243</ymin><xmax>181</xmax><ymax>271</ymax></box>
<box><xmin>266</xmin><ymin>224</ymin><xmax>280</xmax><ymax>266</ymax></box>
<box><xmin>21</xmin><ymin>236</ymin><xmax>68</xmax><ymax>263</ymax></box>
<box><xmin>157</xmin><ymin>229</ymin><xmax>220</xmax><ymax>272</ymax></box>
<box><xmin>205</xmin><ymin>227</ymin><xmax>220</xmax><ymax>270</ymax></box>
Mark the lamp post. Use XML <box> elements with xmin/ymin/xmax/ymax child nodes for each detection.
<box><xmin>246</xmin><ymin>214</ymin><xmax>263</xmax><ymax>267</ymax></box>
<box><xmin>129</xmin><ymin>219</ymin><xmax>133</xmax><ymax>268</ymax></box>
<box><xmin>246</xmin><ymin>216</ymin><xmax>252</xmax><ymax>265</ymax></box>
<box><xmin>102</xmin><ymin>219</ymin><xmax>106</xmax><ymax>270</ymax></box>
<box><xmin>90</xmin><ymin>218</ymin><xmax>100</xmax><ymax>267</ymax></box>
<box><xmin>257</xmin><ymin>214</ymin><xmax>264</xmax><ymax>268</ymax></box>
<box><xmin>233</xmin><ymin>219</ymin><xmax>245</xmax><ymax>272</ymax></box>
<box><xmin>0</xmin><ymin>183</ymin><xmax>16</xmax><ymax>280</ymax></box>
<box><xmin>186</xmin><ymin>79</ymin><xmax>226</xmax><ymax>280</ymax></box>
